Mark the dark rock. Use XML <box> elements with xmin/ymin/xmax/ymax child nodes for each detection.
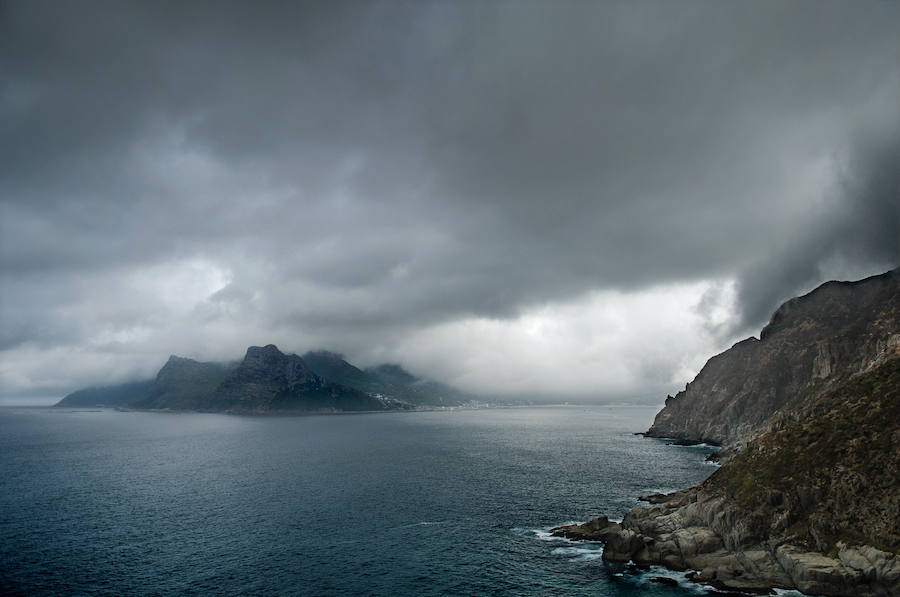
<box><xmin>550</xmin><ymin>516</ymin><xmax>620</xmax><ymax>541</ymax></box>
<box><xmin>638</xmin><ymin>490</ymin><xmax>686</xmax><ymax>504</ymax></box>
<box><xmin>649</xmin><ymin>576</ymin><xmax>678</xmax><ymax>586</ymax></box>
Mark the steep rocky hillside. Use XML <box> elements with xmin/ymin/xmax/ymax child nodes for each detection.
<box><xmin>595</xmin><ymin>353</ymin><xmax>900</xmax><ymax>596</ymax></box>
<box><xmin>555</xmin><ymin>268</ymin><xmax>900</xmax><ymax>596</ymax></box>
<box><xmin>708</xmin><ymin>352</ymin><xmax>900</xmax><ymax>556</ymax></box>
<box><xmin>208</xmin><ymin>345</ymin><xmax>395</xmax><ymax>412</ymax></box>
<box><xmin>646</xmin><ymin>268</ymin><xmax>899</xmax><ymax>448</ymax></box>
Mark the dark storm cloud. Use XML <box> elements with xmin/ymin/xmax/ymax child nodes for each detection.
<box><xmin>1</xmin><ymin>0</ymin><xmax>898</xmax><ymax>398</ymax></box>
<box><xmin>735</xmin><ymin>128</ymin><xmax>900</xmax><ymax>330</ymax></box>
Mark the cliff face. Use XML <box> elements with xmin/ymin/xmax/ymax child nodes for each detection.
<box><xmin>647</xmin><ymin>268</ymin><xmax>899</xmax><ymax>448</ymax></box>
<box><xmin>557</xmin><ymin>268</ymin><xmax>900</xmax><ymax>596</ymax></box>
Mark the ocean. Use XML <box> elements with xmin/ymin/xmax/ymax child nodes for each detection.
<box><xmin>1</xmin><ymin>405</ymin><xmax>744</xmax><ymax>596</ymax></box>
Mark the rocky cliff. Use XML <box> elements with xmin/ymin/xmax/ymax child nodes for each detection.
<box><xmin>646</xmin><ymin>268</ymin><xmax>899</xmax><ymax>449</ymax></box>
<box><xmin>556</xmin><ymin>268</ymin><xmax>900</xmax><ymax>596</ymax></box>
<box><xmin>594</xmin><ymin>353</ymin><xmax>900</xmax><ymax>596</ymax></box>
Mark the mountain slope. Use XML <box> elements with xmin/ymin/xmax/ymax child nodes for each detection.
<box><xmin>303</xmin><ymin>350</ymin><xmax>469</xmax><ymax>406</ymax></box>
<box><xmin>708</xmin><ymin>353</ymin><xmax>900</xmax><ymax>555</ymax></box>
<box><xmin>208</xmin><ymin>345</ymin><xmax>394</xmax><ymax>412</ymax></box>
<box><xmin>302</xmin><ymin>351</ymin><xmax>374</xmax><ymax>390</ymax></box>
<box><xmin>646</xmin><ymin>268</ymin><xmax>899</xmax><ymax>449</ymax></box>
<box><xmin>55</xmin><ymin>346</ymin><xmax>415</xmax><ymax>412</ymax></box>
<box><xmin>55</xmin><ymin>380</ymin><xmax>154</xmax><ymax>407</ymax></box>
<box><xmin>129</xmin><ymin>356</ymin><xmax>234</xmax><ymax>410</ymax></box>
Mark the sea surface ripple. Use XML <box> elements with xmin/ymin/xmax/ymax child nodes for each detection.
<box><xmin>2</xmin><ymin>406</ymin><xmax>736</xmax><ymax>596</ymax></box>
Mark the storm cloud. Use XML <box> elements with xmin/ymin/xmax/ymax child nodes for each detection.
<box><xmin>1</xmin><ymin>1</ymin><xmax>898</xmax><ymax>402</ymax></box>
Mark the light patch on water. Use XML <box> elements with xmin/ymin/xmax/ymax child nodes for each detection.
<box><xmin>773</xmin><ymin>589</ymin><xmax>824</xmax><ymax>597</ymax></box>
<box><xmin>392</xmin><ymin>520</ymin><xmax>448</xmax><ymax>531</ymax></box>
<box><xmin>550</xmin><ymin>545</ymin><xmax>605</xmax><ymax>561</ymax></box>
<box><xmin>615</xmin><ymin>565</ymin><xmax>709</xmax><ymax>594</ymax></box>
<box><xmin>513</xmin><ymin>526</ymin><xmax>584</xmax><ymax>545</ymax></box>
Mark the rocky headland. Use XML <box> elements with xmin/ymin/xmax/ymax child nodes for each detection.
<box><xmin>646</xmin><ymin>268</ymin><xmax>899</xmax><ymax>454</ymax></box>
<box><xmin>558</xmin><ymin>268</ymin><xmax>899</xmax><ymax>596</ymax></box>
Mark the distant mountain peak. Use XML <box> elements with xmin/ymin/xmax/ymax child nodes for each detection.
<box><xmin>165</xmin><ymin>354</ymin><xmax>195</xmax><ymax>364</ymax></box>
<box><xmin>245</xmin><ymin>344</ymin><xmax>284</xmax><ymax>357</ymax></box>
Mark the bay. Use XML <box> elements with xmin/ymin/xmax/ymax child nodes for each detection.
<box><xmin>1</xmin><ymin>406</ymin><xmax>723</xmax><ymax>595</ymax></box>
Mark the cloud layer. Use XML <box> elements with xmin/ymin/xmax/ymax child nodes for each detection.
<box><xmin>2</xmin><ymin>1</ymin><xmax>898</xmax><ymax>402</ymax></box>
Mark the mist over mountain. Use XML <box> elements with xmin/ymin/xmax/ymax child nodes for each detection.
<box><xmin>3</xmin><ymin>1</ymin><xmax>898</xmax><ymax>405</ymax></box>
<box><xmin>56</xmin><ymin>345</ymin><xmax>472</xmax><ymax>411</ymax></box>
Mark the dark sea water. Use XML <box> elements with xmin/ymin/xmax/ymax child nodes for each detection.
<box><xmin>1</xmin><ymin>405</ymin><xmax>751</xmax><ymax>596</ymax></box>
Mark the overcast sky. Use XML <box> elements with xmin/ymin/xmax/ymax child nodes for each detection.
<box><xmin>1</xmin><ymin>1</ymin><xmax>898</xmax><ymax>405</ymax></box>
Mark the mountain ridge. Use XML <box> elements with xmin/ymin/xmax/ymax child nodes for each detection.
<box><xmin>55</xmin><ymin>345</ymin><xmax>469</xmax><ymax>411</ymax></box>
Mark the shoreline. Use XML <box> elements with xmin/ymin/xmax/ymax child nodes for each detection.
<box><xmin>552</xmin><ymin>442</ymin><xmax>900</xmax><ymax>597</ymax></box>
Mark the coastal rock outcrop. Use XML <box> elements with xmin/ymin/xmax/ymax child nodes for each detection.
<box><xmin>596</xmin><ymin>341</ymin><xmax>900</xmax><ymax>596</ymax></box>
<box><xmin>559</xmin><ymin>269</ymin><xmax>900</xmax><ymax>596</ymax></box>
<box><xmin>550</xmin><ymin>516</ymin><xmax>621</xmax><ymax>541</ymax></box>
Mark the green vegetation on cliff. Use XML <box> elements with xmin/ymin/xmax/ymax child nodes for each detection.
<box><xmin>589</xmin><ymin>269</ymin><xmax>900</xmax><ymax>596</ymax></box>
<box><xmin>707</xmin><ymin>356</ymin><xmax>900</xmax><ymax>555</ymax></box>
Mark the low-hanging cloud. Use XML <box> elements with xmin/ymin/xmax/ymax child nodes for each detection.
<box><xmin>734</xmin><ymin>128</ymin><xmax>900</xmax><ymax>331</ymax></box>
<box><xmin>1</xmin><ymin>1</ymin><xmax>898</xmax><ymax>402</ymax></box>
